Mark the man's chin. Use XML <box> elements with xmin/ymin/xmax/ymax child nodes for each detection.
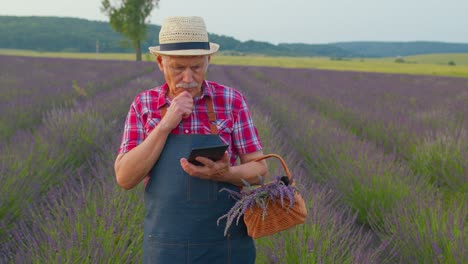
<box><xmin>188</xmin><ymin>87</ymin><xmax>203</xmax><ymax>97</ymax></box>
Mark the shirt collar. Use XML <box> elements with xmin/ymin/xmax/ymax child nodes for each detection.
<box><xmin>199</xmin><ymin>80</ymin><xmax>214</xmax><ymax>100</ymax></box>
<box><xmin>156</xmin><ymin>83</ymin><xmax>170</xmax><ymax>110</ymax></box>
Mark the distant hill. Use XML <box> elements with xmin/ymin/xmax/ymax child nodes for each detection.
<box><xmin>1</xmin><ymin>16</ymin><xmax>468</xmax><ymax>58</ymax></box>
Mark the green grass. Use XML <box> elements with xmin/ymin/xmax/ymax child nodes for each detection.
<box><xmin>1</xmin><ymin>48</ymin><xmax>468</xmax><ymax>78</ymax></box>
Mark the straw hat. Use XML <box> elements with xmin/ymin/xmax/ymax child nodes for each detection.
<box><xmin>149</xmin><ymin>16</ymin><xmax>219</xmax><ymax>56</ymax></box>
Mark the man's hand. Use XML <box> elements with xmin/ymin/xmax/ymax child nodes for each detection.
<box><xmin>159</xmin><ymin>91</ymin><xmax>193</xmax><ymax>132</ymax></box>
<box><xmin>180</xmin><ymin>152</ymin><xmax>231</xmax><ymax>182</ymax></box>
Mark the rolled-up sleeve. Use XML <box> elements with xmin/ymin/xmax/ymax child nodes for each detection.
<box><xmin>118</xmin><ymin>97</ymin><xmax>145</xmax><ymax>154</ymax></box>
<box><xmin>232</xmin><ymin>95</ymin><xmax>263</xmax><ymax>154</ymax></box>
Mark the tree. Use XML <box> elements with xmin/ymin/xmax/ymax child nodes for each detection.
<box><xmin>101</xmin><ymin>0</ymin><xmax>159</xmax><ymax>61</ymax></box>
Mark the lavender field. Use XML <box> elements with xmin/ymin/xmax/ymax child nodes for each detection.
<box><xmin>0</xmin><ymin>55</ymin><xmax>466</xmax><ymax>263</ymax></box>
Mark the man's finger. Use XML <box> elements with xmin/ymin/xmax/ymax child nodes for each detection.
<box><xmin>180</xmin><ymin>158</ymin><xmax>198</xmax><ymax>176</ymax></box>
<box><xmin>195</xmin><ymin>157</ymin><xmax>216</xmax><ymax>168</ymax></box>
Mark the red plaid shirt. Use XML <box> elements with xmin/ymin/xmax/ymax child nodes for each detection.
<box><xmin>118</xmin><ymin>80</ymin><xmax>263</xmax><ymax>166</ymax></box>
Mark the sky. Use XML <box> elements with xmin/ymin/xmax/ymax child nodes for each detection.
<box><xmin>1</xmin><ymin>0</ymin><xmax>467</xmax><ymax>45</ymax></box>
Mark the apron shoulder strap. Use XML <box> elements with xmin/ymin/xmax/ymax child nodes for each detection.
<box><xmin>205</xmin><ymin>97</ymin><xmax>219</xmax><ymax>134</ymax></box>
<box><xmin>160</xmin><ymin>96</ymin><xmax>219</xmax><ymax>134</ymax></box>
<box><xmin>161</xmin><ymin>105</ymin><xmax>167</xmax><ymax>118</ymax></box>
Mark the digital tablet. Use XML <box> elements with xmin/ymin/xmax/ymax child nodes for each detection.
<box><xmin>188</xmin><ymin>144</ymin><xmax>229</xmax><ymax>166</ymax></box>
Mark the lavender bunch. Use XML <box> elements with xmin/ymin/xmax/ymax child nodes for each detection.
<box><xmin>217</xmin><ymin>175</ymin><xmax>298</xmax><ymax>236</ymax></box>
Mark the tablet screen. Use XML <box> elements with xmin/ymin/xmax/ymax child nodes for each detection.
<box><xmin>188</xmin><ymin>144</ymin><xmax>229</xmax><ymax>166</ymax></box>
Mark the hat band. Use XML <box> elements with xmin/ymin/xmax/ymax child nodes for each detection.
<box><xmin>159</xmin><ymin>42</ymin><xmax>210</xmax><ymax>51</ymax></box>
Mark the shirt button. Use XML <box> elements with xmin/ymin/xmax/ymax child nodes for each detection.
<box><xmin>184</xmin><ymin>129</ymin><xmax>190</xmax><ymax>134</ymax></box>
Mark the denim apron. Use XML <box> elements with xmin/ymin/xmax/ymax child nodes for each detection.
<box><xmin>143</xmin><ymin>97</ymin><xmax>256</xmax><ymax>264</ymax></box>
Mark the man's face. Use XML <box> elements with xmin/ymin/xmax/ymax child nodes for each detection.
<box><xmin>157</xmin><ymin>55</ymin><xmax>210</xmax><ymax>99</ymax></box>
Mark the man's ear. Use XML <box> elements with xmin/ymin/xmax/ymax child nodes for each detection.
<box><xmin>205</xmin><ymin>56</ymin><xmax>211</xmax><ymax>73</ymax></box>
<box><xmin>156</xmin><ymin>55</ymin><xmax>164</xmax><ymax>71</ymax></box>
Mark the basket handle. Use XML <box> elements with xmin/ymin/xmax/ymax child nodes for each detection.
<box><xmin>253</xmin><ymin>154</ymin><xmax>292</xmax><ymax>180</ymax></box>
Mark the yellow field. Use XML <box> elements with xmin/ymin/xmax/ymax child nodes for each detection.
<box><xmin>368</xmin><ymin>53</ymin><xmax>468</xmax><ymax>65</ymax></box>
<box><xmin>400</xmin><ymin>53</ymin><xmax>468</xmax><ymax>65</ymax></box>
<box><xmin>0</xmin><ymin>49</ymin><xmax>138</xmax><ymax>61</ymax></box>
<box><xmin>1</xmin><ymin>49</ymin><xmax>467</xmax><ymax>78</ymax></box>
<box><xmin>212</xmin><ymin>55</ymin><xmax>468</xmax><ymax>78</ymax></box>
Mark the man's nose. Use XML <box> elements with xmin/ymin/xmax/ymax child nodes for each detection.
<box><xmin>181</xmin><ymin>68</ymin><xmax>194</xmax><ymax>83</ymax></box>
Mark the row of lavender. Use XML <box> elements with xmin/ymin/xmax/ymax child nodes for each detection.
<box><xmin>250</xmin><ymin>107</ymin><xmax>394</xmax><ymax>263</ymax></box>
<box><xmin>2</xmin><ymin>56</ymin><xmax>392</xmax><ymax>263</ymax></box>
<box><xmin>276</xmin><ymin>68</ymin><xmax>467</xmax><ymax>192</ymax></box>
<box><xmin>207</xmin><ymin>65</ymin><xmax>466</xmax><ymax>263</ymax></box>
<box><xmin>0</xmin><ymin>55</ymin><xmax>154</xmax><ymax>140</ymax></box>
<box><xmin>0</xmin><ymin>56</ymin><xmax>159</xmax><ymax>261</ymax></box>
<box><xmin>218</xmin><ymin>66</ymin><xmax>467</xmax><ymax>192</ymax></box>
<box><xmin>0</xmin><ymin>55</ymin><xmax>466</xmax><ymax>263</ymax></box>
<box><xmin>1</xmin><ymin>101</ymin><xmax>393</xmax><ymax>263</ymax></box>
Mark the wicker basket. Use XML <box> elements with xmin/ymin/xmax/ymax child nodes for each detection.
<box><xmin>244</xmin><ymin>154</ymin><xmax>307</xmax><ymax>239</ymax></box>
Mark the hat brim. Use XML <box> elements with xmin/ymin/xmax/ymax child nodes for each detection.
<box><xmin>149</xmin><ymin>43</ymin><xmax>219</xmax><ymax>56</ymax></box>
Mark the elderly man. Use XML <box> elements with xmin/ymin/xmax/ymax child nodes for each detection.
<box><xmin>115</xmin><ymin>16</ymin><xmax>267</xmax><ymax>263</ymax></box>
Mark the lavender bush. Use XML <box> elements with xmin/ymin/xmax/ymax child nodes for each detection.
<box><xmin>0</xmin><ymin>55</ymin><xmax>154</xmax><ymax>139</ymax></box>
<box><xmin>372</xmin><ymin>193</ymin><xmax>467</xmax><ymax>263</ymax></box>
<box><xmin>6</xmin><ymin>149</ymin><xmax>145</xmax><ymax>263</ymax></box>
<box><xmin>408</xmin><ymin>128</ymin><xmax>467</xmax><ymax>191</ymax></box>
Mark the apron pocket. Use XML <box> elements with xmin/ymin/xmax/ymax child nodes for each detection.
<box><xmin>145</xmin><ymin>236</ymin><xmax>255</xmax><ymax>264</ymax></box>
<box><xmin>188</xmin><ymin>177</ymin><xmax>216</xmax><ymax>202</ymax></box>
<box><xmin>145</xmin><ymin>237</ymin><xmax>187</xmax><ymax>264</ymax></box>
<box><xmin>189</xmin><ymin>240</ymin><xmax>230</xmax><ymax>264</ymax></box>
<box><xmin>189</xmin><ymin>237</ymin><xmax>255</xmax><ymax>264</ymax></box>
